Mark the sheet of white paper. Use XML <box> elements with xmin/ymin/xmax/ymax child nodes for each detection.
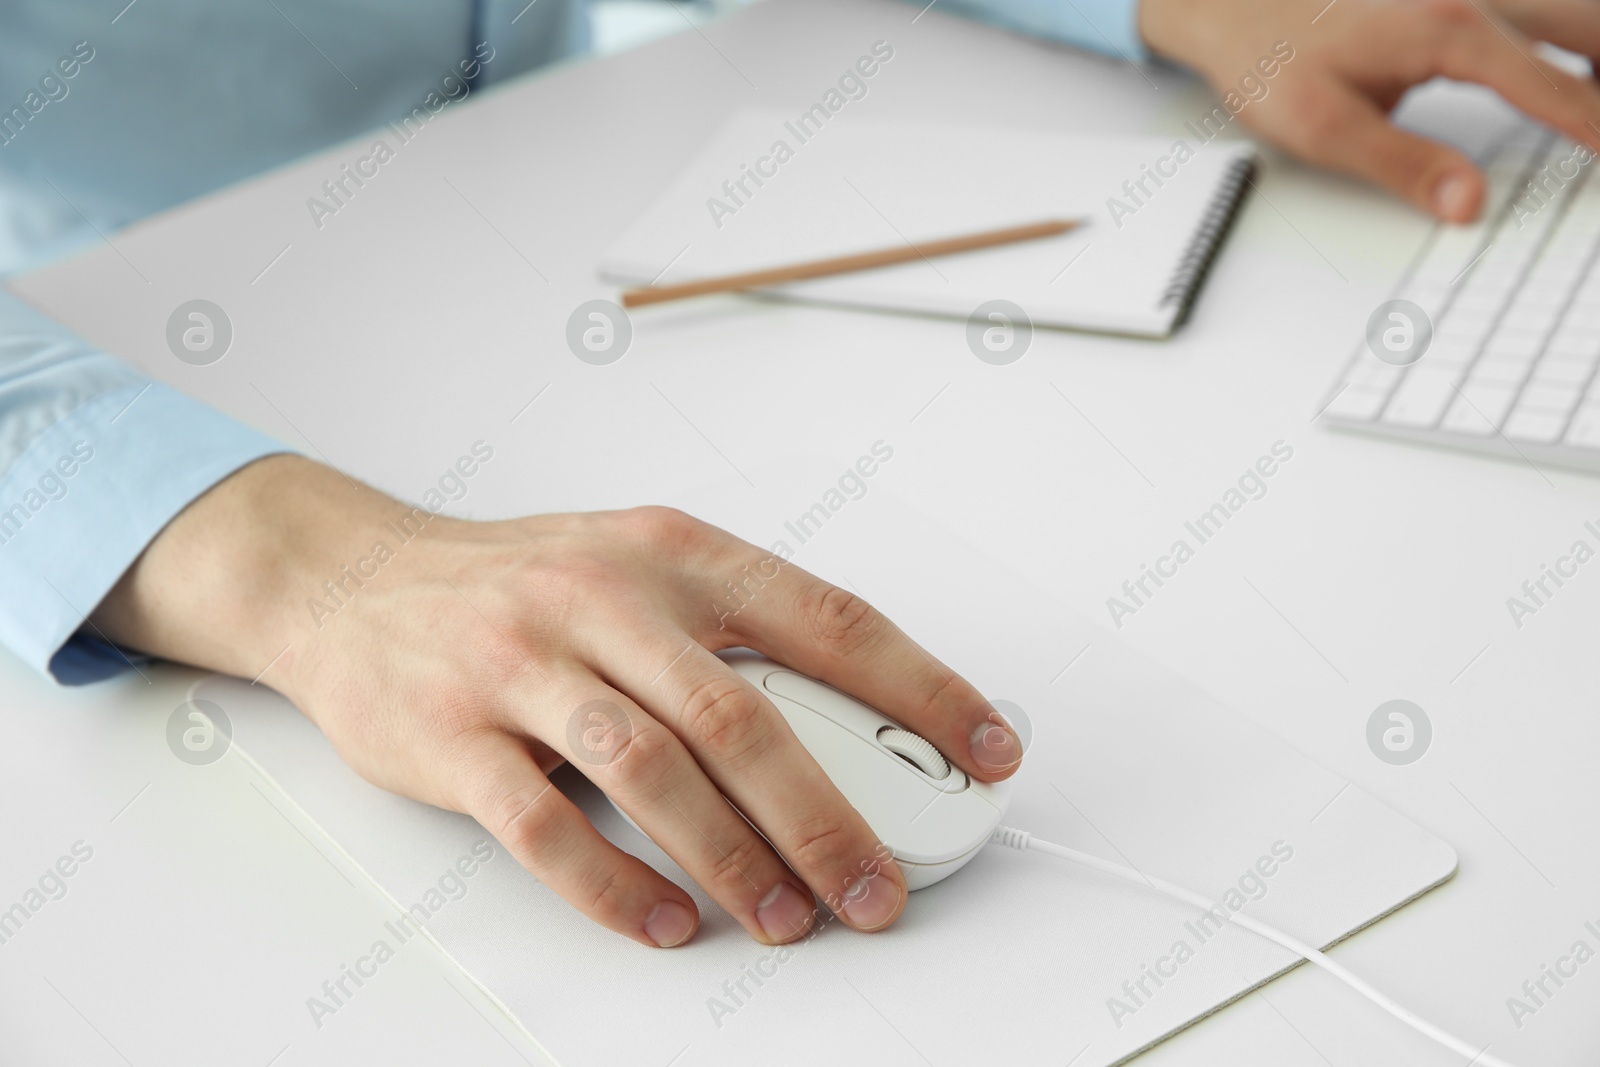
<box><xmin>600</xmin><ymin>109</ymin><xmax>1254</xmax><ymax>336</ymax></box>
<box><xmin>199</xmin><ymin>459</ymin><xmax>1454</xmax><ymax>1067</ymax></box>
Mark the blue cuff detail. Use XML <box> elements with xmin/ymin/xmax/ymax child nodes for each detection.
<box><xmin>933</xmin><ymin>0</ymin><xmax>1149</xmax><ymax>63</ymax></box>
<box><xmin>48</xmin><ymin>633</ymin><xmax>155</xmax><ymax>686</ymax></box>
<box><xmin>1097</xmin><ymin>0</ymin><xmax>1149</xmax><ymax>62</ymax></box>
<box><xmin>0</xmin><ymin>382</ymin><xmax>290</xmax><ymax>684</ymax></box>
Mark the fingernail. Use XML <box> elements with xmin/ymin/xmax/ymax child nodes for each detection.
<box><xmin>644</xmin><ymin>900</ymin><xmax>695</xmax><ymax>947</ymax></box>
<box><xmin>755</xmin><ymin>883</ymin><xmax>815</xmax><ymax>942</ymax></box>
<box><xmin>970</xmin><ymin>713</ymin><xmax>1022</xmax><ymax>772</ymax></box>
<box><xmin>1433</xmin><ymin>171</ymin><xmax>1477</xmax><ymax>221</ymax></box>
<box><xmin>840</xmin><ymin>871</ymin><xmax>902</xmax><ymax>932</ymax></box>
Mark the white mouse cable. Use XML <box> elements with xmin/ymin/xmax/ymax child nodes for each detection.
<box><xmin>989</xmin><ymin>827</ymin><xmax>1516</xmax><ymax>1067</ymax></box>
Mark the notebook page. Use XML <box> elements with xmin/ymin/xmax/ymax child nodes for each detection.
<box><xmin>601</xmin><ymin>110</ymin><xmax>1255</xmax><ymax>336</ymax></box>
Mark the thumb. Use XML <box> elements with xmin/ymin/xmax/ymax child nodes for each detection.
<box><xmin>1261</xmin><ymin>83</ymin><xmax>1485</xmax><ymax>221</ymax></box>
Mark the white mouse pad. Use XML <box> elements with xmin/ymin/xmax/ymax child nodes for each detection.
<box><xmin>199</xmin><ymin>462</ymin><xmax>1455</xmax><ymax>1067</ymax></box>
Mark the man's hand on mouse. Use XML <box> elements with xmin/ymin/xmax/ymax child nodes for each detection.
<box><xmin>88</xmin><ymin>454</ymin><xmax>1024</xmax><ymax>948</ymax></box>
<box><xmin>1138</xmin><ymin>0</ymin><xmax>1600</xmax><ymax>221</ymax></box>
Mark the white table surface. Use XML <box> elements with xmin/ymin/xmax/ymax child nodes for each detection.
<box><xmin>6</xmin><ymin>0</ymin><xmax>1598</xmax><ymax>1063</ymax></box>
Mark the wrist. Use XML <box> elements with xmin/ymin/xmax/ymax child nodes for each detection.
<box><xmin>91</xmin><ymin>454</ymin><xmax>402</xmax><ymax>702</ymax></box>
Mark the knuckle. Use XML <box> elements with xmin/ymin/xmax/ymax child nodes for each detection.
<box><xmin>1424</xmin><ymin>10</ymin><xmax>1488</xmax><ymax>67</ymax></box>
<box><xmin>1421</xmin><ymin>0</ymin><xmax>1477</xmax><ymax>27</ymax></box>
<box><xmin>512</xmin><ymin>557</ymin><xmax>637</xmax><ymax>643</ymax></box>
<box><xmin>679</xmin><ymin>676</ymin><xmax>766</xmax><ymax>762</ymax></box>
<box><xmin>703</xmin><ymin>833</ymin><xmax>768</xmax><ymax>896</ymax></box>
<box><xmin>921</xmin><ymin>669</ymin><xmax>965</xmax><ymax>717</ymax></box>
<box><xmin>622</xmin><ymin>505</ymin><xmax>707</xmax><ymax>551</ymax></box>
<box><xmin>523</xmin><ymin>555</ymin><xmax>619</xmax><ymax>606</ymax></box>
<box><xmin>432</xmin><ymin>690</ymin><xmax>491</xmax><ymax>743</ymax></box>
<box><xmin>585</xmin><ymin>863</ymin><xmax>631</xmax><ymax>918</ymax></box>
<box><xmin>802</xmin><ymin>585</ymin><xmax>884</xmax><ymax>655</ymax></box>
<box><xmin>786</xmin><ymin>811</ymin><xmax>856</xmax><ymax>875</ymax></box>
<box><xmin>486</xmin><ymin>782</ymin><xmax>562</xmax><ymax>862</ymax></box>
<box><xmin>601</xmin><ymin>723</ymin><xmax>678</xmax><ymax>795</ymax></box>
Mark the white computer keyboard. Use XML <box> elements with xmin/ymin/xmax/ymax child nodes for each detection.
<box><xmin>1319</xmin><ymin>127</ymin><xmax>1600</xmax><ymax>473</ymax></box>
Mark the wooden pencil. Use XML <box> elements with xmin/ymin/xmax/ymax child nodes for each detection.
<box><xmin>620</xmin><ymin>217</ymin><xmax>1080</xmax><ymax>308</ymax></box>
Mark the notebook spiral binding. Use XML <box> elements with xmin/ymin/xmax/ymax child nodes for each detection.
<box><xmin>1158</xmin><ymin>154</ymin><xmax>1255</xmax><ymax>325</ymax></box>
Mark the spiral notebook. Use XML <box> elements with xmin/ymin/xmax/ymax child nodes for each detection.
<box><xmin>599</xmin><ymin>110</ymin><xmax>1254</xmax><ymax>337</ymax></box>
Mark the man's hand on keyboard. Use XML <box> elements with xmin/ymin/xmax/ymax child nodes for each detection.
<box><xmin>1140</xmin><ymin>0</ymin><xmax>1600</xmax><ymax>221</ymax></box>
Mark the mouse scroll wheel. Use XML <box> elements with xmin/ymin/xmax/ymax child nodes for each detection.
<box><xmin>876</xmin><ymin>727</ymin><xmax>951</xmax><ymax>781</ymax></box>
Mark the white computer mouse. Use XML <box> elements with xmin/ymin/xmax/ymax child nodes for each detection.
<box><xmin>609</xmin><ymin>650</ymin><xmax>1011</xmax><ymax>890</ymax></box>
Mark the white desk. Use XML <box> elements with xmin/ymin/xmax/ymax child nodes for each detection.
<box><xmin>8</xmin><ymin>0</ymin><xmax>1597</xmax><ymax>1063</ymax></box>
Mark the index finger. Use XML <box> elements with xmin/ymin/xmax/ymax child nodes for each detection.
<box><xmin>1426</xmin><ymin>3</ymin><xmax>1600</xmax><ymax>149</ymax></box>
<box><xmin>1493</xmin><ymin>2</ymin><xmax>1600</xmax><ymax>71</ymax></box>
<box><xmin>717</xmin><ymin>564</ymin><xmax>1023</xmax><ymax>783</ymax></box>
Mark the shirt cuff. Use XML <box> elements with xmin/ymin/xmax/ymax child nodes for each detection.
<box><xmin>0</xmin><ymin>381</ymin><xmax>291</xmax><ymax>684</ymax></box>
<box><xmin>934</xmin><ymin>0</ymin><xmax>1149</xmax><ymax>63</ymax></box>
<box><xmin>1094</xmin><ymin>0</ymin><xmax>1148</xmax><ymax>62</ymax></box>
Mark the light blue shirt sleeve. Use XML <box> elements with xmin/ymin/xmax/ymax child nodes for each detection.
<box><xmin>0</xmin><ymin>0</ymin><xmax>589</xmax><ymax>685</ymax></box>
<box><xmin>0</xmin><ymin>289</ymin><xmax>289</xmax><ymax>684</ymax></box>
<box><xmin>937</xmin><ymin>0</ymin><xmax>1148</xmax><ymax>62</ymax></box>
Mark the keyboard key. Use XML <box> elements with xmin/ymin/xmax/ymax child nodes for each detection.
<box><xmin>1504</xmin><ymin>406</ymin><xmax>1569</xmax><ymax>443</ymax></box>
<box><xmin>1563</xmin><ymin>404</ymin><xmax>1600</xmax><ymax>448</ymax></box>
<box><xmin>1490</xmin><ymin>132</ymin><xmax>1546</xmax><ymax>169</ymax></box>
<box><xmin>1526</xmin><ymin>260</ymin><xmax>1584</xmax><ymax>294</ymax></box>
<box><xmin>1567</xmin><ymin>182</ymin><xmax>1600</xmax><ymax>206</ymax></box>
<box><xmin>1544</xmin><ymin>236</ymin><xmax>1598</xmax><ymax>261</ymax></box>
<box><xmin>1485</xmin><ymin>327</ymin><xmax>1546</xmax><ymax>360</ymax></box>
<box><xmin>1538</xmin><ymin>208</ymin><xmax>1600</xmax><ymax>260</ymax></box>
<box><xmin>1398</xmin><ymin>281</ymin><xmax>1449</xmax><ymax>313</ymax></box>
<box><xmin>1455</xmin><ymin>296</ymin><xmax>1514</xmax><ymax>324</ymax></box>
<box><xmin>1520</xmin><ymin>382</ymin><xmax>1584</xmax><ymax>412</ymax></box>
<box><xmin>1443</xmin><ymin>383</ymin><xmax>1517</xmax><ymax>434</ymax></box>
<box><xmin>1421</xmin><ymin>336</ymin><xmax>1478</xmax><ymax>367</ymax></box>
<box><xmin>1439</xmin><ymin>309</ymin><xmax>1497</xmax><ymax>340</ymax></box>
<box><xmin>1501</xmin><ymin>302</ymin><xmax>1560</xmax><ymax>333</ymax></box>
<box><xmin>1320</xmin><ymin>384</ymin><xmax>1388</xmax><ymax>422</ymax></box>
<box><xmin>1530</xmin><ymin>354</ymin><xmax>1597</xmax><ymax>385</ymax></box>
<box><xmin>1415</xmin><ymin>230</ymin><xmax>1491</xmax><ymax>284</ymax></box>
<box><xmin>1497</xmin><ymin>243</ymin><xmax>1543</xmax><ymax>275</ymax></box>
<box><xmin>1348</xmin><ymin>357</ymin><xmax>1402</xmax><ymax>390</ymax></box>
<box><xmin>1508</xmin><ymin>199</ymin><xmax>1562</xmax><ymax>232</ymax></box>
<box><xmin>1522</xmin><ymin>182</ymin><xmax>1577</xmax><ymax>213</ymax></box>
<box><xmin>1513</xmin><ymin>288</ymin><xmax>1572</xmax><ymax>314</ymax></box>
<box><xmin>1459</xmin><ymin>271</ymin><xmax>1518</xmax><ymax>307</ymax></box>
<box><xmin>1382</xmin><ymin>367</ymin><xmax>1466</xmax><ymax>427</ymax></box>
<box><xmin>1568</xmin><ymin>302</ymin><xmax>1600</xmax><ymax>328</ymax></box>
<box><xmin>1473</xmin><ymin>353</ymin><xmax>1537</xmax><ymax>385</ymax></box>
<box><xmin>1547</xmin><ymin>324</ymin><xmax>1600</xmax><ymax>358</ymax></box>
